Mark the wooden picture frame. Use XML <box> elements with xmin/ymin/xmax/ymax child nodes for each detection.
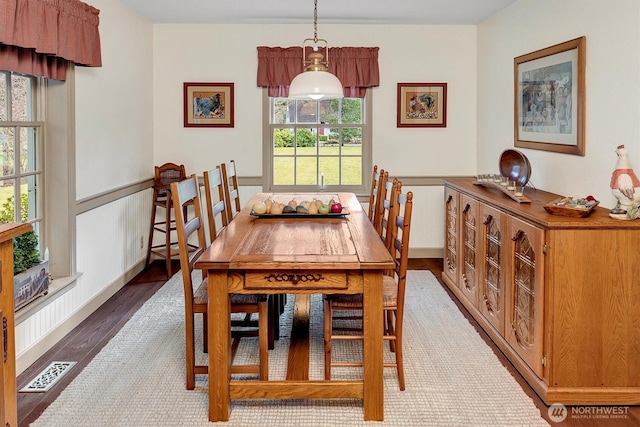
<box><xmin>183</xmin><ymin>82</ymin><xmax>234</xmax><ymax>127</ymax></box>
<box><xmin>397</xmin><ymin>83</ymin><xmax>447</xmax><ymax>127</ymax></box>
<box><xmin>514</xmin><ymin>37</ymin><xmax>585</xmax><ymax>155</ymax></box>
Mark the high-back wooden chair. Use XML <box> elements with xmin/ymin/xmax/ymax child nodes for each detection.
<box><xmin>220</xmin><ymin>160</ymin><xmax>242</xmax><ymax>223</ymax></box>
<box><xmin>380</xmin><ymin>178</ymin><xmax>399</xmax><ymax>249</ymax></box>
<box><xmin>202</xmin><ymin>168</ymin><xmax>229</xmax><ymax>246</ymax></box>
<box><xmin>367</xmin><ymin>165</ymin><xmax>379</xmax><ymax>222</ymax></box>
<box><xmin>373</xmin><ymin>171</ymin><xmax>391</xmax><ymax>237</ymax></box>
<box><xmin>146</xmin><ymin>162</ymin><xmax>188</xmax><ymax>277</ymax></box>
<box><xmin>324</xmin><ymin>180</ymin><xmax>414</xmax><ymax>391</ymax></box>
<box><xmin>172</xmin><ymin>175</ymin><xmax>269</xmax><ymax>390</ymax></box>
<box><xmin>208</xmin><ymin>165</ymin><xmax>282</xmax><ymax>350</ymax></box>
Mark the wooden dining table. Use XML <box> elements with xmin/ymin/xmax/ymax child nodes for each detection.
<box><xmin>195</xmin><ymin>192</ymin><xmax>394</xmax><ymax>422</ymax></box>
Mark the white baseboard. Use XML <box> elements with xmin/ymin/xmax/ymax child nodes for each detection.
<box><xmin>15</xmin><ymin>259</ymin><xmax>147</xmax><ymax>375</ymax></box>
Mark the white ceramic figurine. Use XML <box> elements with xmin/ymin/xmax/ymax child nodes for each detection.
<box><xmin>610</xmin><ymin>144</ymin><xmax>640</xmax><ymax>219</ymax></box>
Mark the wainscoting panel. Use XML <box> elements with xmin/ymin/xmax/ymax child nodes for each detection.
<box><xmin>14</xmin><ymin>189</ymin><xmax>152</xmax><ymax>373</ymax></box>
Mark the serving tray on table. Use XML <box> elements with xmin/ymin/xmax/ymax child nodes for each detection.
<box><xmin>250</xmin><ymin>209</ymin><xmax>349</xmax><ymax>219</ymax></box>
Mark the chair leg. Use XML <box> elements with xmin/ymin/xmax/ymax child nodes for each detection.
<box><xmin>323</xmin><ymin>299</ymin><xmax>332</xmax><ymax>380</ymax></box>
<box><xmin>145</xmin><ymin>191</ymin><xmax>159</xmax><ymax>268</ymax></box>
<box><xmin>185</xmin><ymin>313</ymin><xmax>196</xmax><ymax>390</ymax></box>
<box><xmin>258</xmin><ymin>300</ymin><xmax>269</xmax><ymax>380</ymax></box>
<box><xmin>394</xmin><ymin>310</ymin><xmax>405</xmax><ymax>391</ymax></box>
<box><xmin>164</xmin><ymin>195</ymin><xmax>172</xmax><ymax>277</ymax></box>
<box><xmin>267</xmin><ymin>296</ymin><xmax>276</xmax><ymax>350</ymax></box>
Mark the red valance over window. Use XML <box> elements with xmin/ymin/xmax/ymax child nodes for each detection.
<box><xmin>0</xmin><ymin>0</ymin><xmax>102</xmax><ymax>80</ymax></box>
<box><xmin>257</xmin><ymin>46</ymin><xmax>379</xmax><ymax>98</ymax></box>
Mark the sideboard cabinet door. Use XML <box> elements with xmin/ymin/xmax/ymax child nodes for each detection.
<box><xmin>443</xmin><ymin>187</ymin><xmax>460</xmax><ymax>288</ymax></box>
<box><xmin>478</xmin><ymin>203</ymin><xmax>505</xmax><ymax>336</ymax></box>
<box><xmin>460</xmin><ymin>195</ymin><xmax>480</xmax><ymax>308</ymax></box>
<box><xmin>505</xmin><ymin>217</ymin><xmax>545</xmax><ymax>378</ymax></box>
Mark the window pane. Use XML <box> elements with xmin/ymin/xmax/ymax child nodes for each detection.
<box><xmin>341</xmin><ymin>98</ymin><xmax>362</xmax><ymax>124</ymax></box>
<box><xmin>342</xmin><ymin>157</ymin><xmax>362</xmax><ymax>185</ymax></box>
<box><xmin>296</xmin><ymin>100</ymin><xmax>317</xmax><ymax>123</ymax></box>
<box><xmin>273</xmin><ymin>99</ymin><xmax>294</xmax><ymax>124</ymax></box>
<box><xmin>0</xmin><ymin>127</ymin><xmax>16</xmax><ymax>176</ymax></box>
<box><xmin>319</xmin><ymin>99</ymin><xmax>339</xmax><ymax>124</ymax></box>
<box><xmin>296</xmin><ymin>157</ymin><xmax>317</xmax><ymax>185</ymax></box>
<box><xmin>319</xmin><ymin>157</ymin><xmax>339</xmax><ymax>185</ymax></box>
<box><xmin>343</xmin><ymin>127</ymin><xmax>362</xmax><ymax>154</ymax></box>
<box><xmin>274</xmin><ymin>127</ymin><xmax>294</xmax><ymax>151</ymax></box>
<box><xmin>21</xmin><ymin>127</ymin><xmax>40</xmax><ymax>172</ymax></box>
<box><xmin>21</xmin><ymin>174</ymin><xmax>40</xmax><ymax>221</ymax></box>
<box><xmin>274</xmin><ymin>156</ymin><xmax>294</xmax><ymax>185</ymax></box>
<box><xmin>0</xmin><ymin>179</ymin><xmax>17</xmax><ymax>223</ymax></box>
<box><xmin>319</xmin><ymin>127</ymin><xmax>339</xmax><ymax>155</ymax></box>
<box><xmin>11</xmin><ymin>74</ymin><xmax>31</xmax><ymax>121</ymax></box>
<box><xmin>295</xmin><ymin>128</ymin><xmax>317</xmax><ymax>150</ymax></box>
<box><xmin>0</xmin><ymin>73</ymin><xmax>6</xmax><ymax>121</ymax></box>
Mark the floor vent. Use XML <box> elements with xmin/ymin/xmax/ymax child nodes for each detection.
<box><xmin>20</xmin><ymin>361</ymin><xmax>77</xmax><ymax>393</ymax></box>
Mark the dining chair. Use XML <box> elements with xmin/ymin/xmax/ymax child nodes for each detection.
<box><xmin>379</xmin><ymin>178</ymin><xmax>399</xmax><ymax>249</ymax></box>
<box><xmin>146</xmin><ymin>162</ymin><xmax>190</xmax><ymax>278</ymax></box>
<box><xmin>172</xmin><ymin>175</ymin><xmax>269</xmax><ymax>390</ymax></box>
<box><xmin>373</xmin><ymin>170</ymin><xmax>391</xmax><ymax>238</ymax></box>
<box><xmin>202</xmin><ymin>168</ymin><xmax>229</xmax><ymax>246</ymax></box>
<box><xmin>202</xmin><ymin>167</ymin><xmax>281</xmax><ymax>350</ymax></box>
<box><xmin>220</xmin><ymin>160</ymin><xmax>242</xmax><ymax>224</ymax></box>
<box><xmin>324</xmin><ymin>180</ymin><xmax>414</xmax><ymax>391</ymax></box>
<box><xmin>367</xmin><ymin>165</ymin><xmax>379</xmax><ymax>222</ymax></box>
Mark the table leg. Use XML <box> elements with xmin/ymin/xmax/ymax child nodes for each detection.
<box><xmin>208</xmin><ymin>270</ymin><xmax>231</xmax><ymax>421</ymax></box>
<box><xmin>362</xmin><ymin>270</ymin><xmax>384</xmax><ymax>421</ymax></box>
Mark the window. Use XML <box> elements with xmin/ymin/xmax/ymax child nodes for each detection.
<box><xmin>265</xmin><ymin>93</ymin><xmax>372</xmax><ymax>194</ymax></box>
<box><xmin>0</xmin><ymin>72</ymin><xmax>44</xmax><ymax>252</ymax></box>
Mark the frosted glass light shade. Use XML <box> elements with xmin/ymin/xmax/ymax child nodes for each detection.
<box><xmin>288</xmin><ymin>70</ymin><xmax>343</xmax><ymax>100</ymax></box>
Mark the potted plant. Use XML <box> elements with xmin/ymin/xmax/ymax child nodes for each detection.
<box><xmin>0</xmin><ymin>194</ymin><xmax>49</xmax><ymax>310</ymax></box>
<box><xmin>13</xmin><ymin>229</ymin><xmax>49</xmax><ymax>310</ymax></box>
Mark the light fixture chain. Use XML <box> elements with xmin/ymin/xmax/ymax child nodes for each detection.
<box><xmin>313</xmin><ymin>0</ymin><xmax>318</xmax><ymax>43</ymax></box>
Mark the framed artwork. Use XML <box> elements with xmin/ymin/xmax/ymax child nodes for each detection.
<box><xmin>514</xmin><ymin>37</ymin><xmax>585</xmax><ymax>155</ymax></box>
<box><xmin>183</xmin><ymin>82</ymin><xmax>234</xmax><ymax>127</ymax></box>
<box><xmin>397</xmin><ymin>83</ymin><xmax>447</xmax><ymax>128</ymax></box>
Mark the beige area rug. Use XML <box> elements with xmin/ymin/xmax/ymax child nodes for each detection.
<box><xmin>31</xmin><ymin>270</ymin><xmax>549</xmax><ymax>427</ymax></box>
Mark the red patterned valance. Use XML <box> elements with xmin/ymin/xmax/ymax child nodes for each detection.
<box><xmin>0</xmin><ymin>0</ymin><xmax>102</xmax><ymax>80</ymax></box>
<box><xmin>257</xmin><ymin>46</ymin><xmax>379</xmax><ymax>98</ymax></box>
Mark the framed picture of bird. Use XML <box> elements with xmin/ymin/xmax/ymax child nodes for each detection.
<box><xmin>183</xmin><ymin>82</ymin><xmax>234</xmax><ymax>127</ymax></box>
<box><xmin>514</xmin><ymin>37</ymin><xmax>585</xmax><ymax>155</ymax></box>
<box><xmin>397</xmin><ymin>83</ymin><xmax>447</xmax><ymax>128</ymax></box>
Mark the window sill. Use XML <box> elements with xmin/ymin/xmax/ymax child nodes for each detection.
<box><xmin>15</xmin><ymin>273</ymin><xmax>83</xmax><ymax>324</ymax></box>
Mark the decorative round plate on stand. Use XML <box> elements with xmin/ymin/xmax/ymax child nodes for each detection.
<box><xmin>499</xmin><ymin>149</ymin><xmax>531</xmax><ymax>187</ymax></box>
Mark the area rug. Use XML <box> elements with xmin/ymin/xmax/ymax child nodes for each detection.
<box><xmin>31</xmin><ymin>270</ymin><xmax>549</xmax><ymax>427</ymax></box>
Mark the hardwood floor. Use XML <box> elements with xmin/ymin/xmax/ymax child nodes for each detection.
<box><xmin>16</xmin><ymin>259</ymin><xmax>639</xmax><ymax>427</ymax></box>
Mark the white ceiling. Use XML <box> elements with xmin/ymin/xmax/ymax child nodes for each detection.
<box><xmin>119</xmin><ymin>0</ymin><xmax>519</xmax><ymax>25</ymax></box>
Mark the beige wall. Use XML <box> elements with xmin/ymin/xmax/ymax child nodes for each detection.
<box><xmin>152</xmin><ymin>24</ymin><xmax>478</xmax><ymax>250</ymax></box>
<box><xmin>477</xmin><ymin>0</ymin><xmax>640</xmax><ymax>208</ymax></box>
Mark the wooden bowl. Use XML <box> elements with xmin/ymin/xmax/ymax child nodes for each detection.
<box><xmin>499</xmin><ymin>149</ymin><xmax>531</xmax><ymax>187</ymax></box>
<box><xmin>544</xmin><ymin>198</ymin><xmax>599</xmax><ymax>217</ymax></box>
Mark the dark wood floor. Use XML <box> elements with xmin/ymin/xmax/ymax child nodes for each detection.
<box><xmin>16</xmin><ymin>259</ymin><xmax>639</xmax><ymax>427</ymax></box>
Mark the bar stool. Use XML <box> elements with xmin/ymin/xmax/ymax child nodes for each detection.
<box><xmin>145</xmin><ymin>162</ymin><xmax>188</xmax><ymax>277</ymax></box>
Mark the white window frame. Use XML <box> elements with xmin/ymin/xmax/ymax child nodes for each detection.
<box><xmin>262</xmin><ymin>89</ymin><xmax>373</xmax><ymax>195</ymax></box>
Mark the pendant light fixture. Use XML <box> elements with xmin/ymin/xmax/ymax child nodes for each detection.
<box><xmin>288</xmin><ymin>0</ymin><xmax>343</xmax><ymax>100</ymax></box>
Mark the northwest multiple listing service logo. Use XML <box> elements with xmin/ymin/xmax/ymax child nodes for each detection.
<box><xmin>548</xmin><ymin>403</ymin><xmax>630</xmax><ymax>423</ymax></box>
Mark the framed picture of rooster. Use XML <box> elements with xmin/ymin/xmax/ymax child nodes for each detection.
<box><xmin>397</xmin><ymin>83</ymin><xmax>447</xmax><ymax>128</ymax></box>
<box><xmin>183</xmin><ymin>82</ymin><xmax>234</xmax><ymax>127</ymax></box>
<box><xmin>514</xmin><ymin>37</ymin><xmax>585</xmax><ymax>155</ymax></box>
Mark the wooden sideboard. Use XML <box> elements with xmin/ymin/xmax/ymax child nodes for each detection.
<box><xmin>442</xmin><ymin>178</ymin><xmax>640</xmax><ymax>405</ymax></box>
<box><xmin>0</xmin><ymin>222</ymin><xmax>33</xmax><ymax>427</ymax></box>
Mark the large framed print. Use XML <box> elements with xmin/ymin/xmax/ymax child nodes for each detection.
<box><xmin>397</xmin><ymin>83</ymin><xmax>447</xmax><ymax>128</ymax></box>
<box><xmin>183</xmin><ymin>82</ymin><xmax>234</xmax><ymax>127</ymax></box>
<box><xmin>514</xmin><ymin>37</ymin><xmax>585</xmax><ymax>155</ymax></box>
